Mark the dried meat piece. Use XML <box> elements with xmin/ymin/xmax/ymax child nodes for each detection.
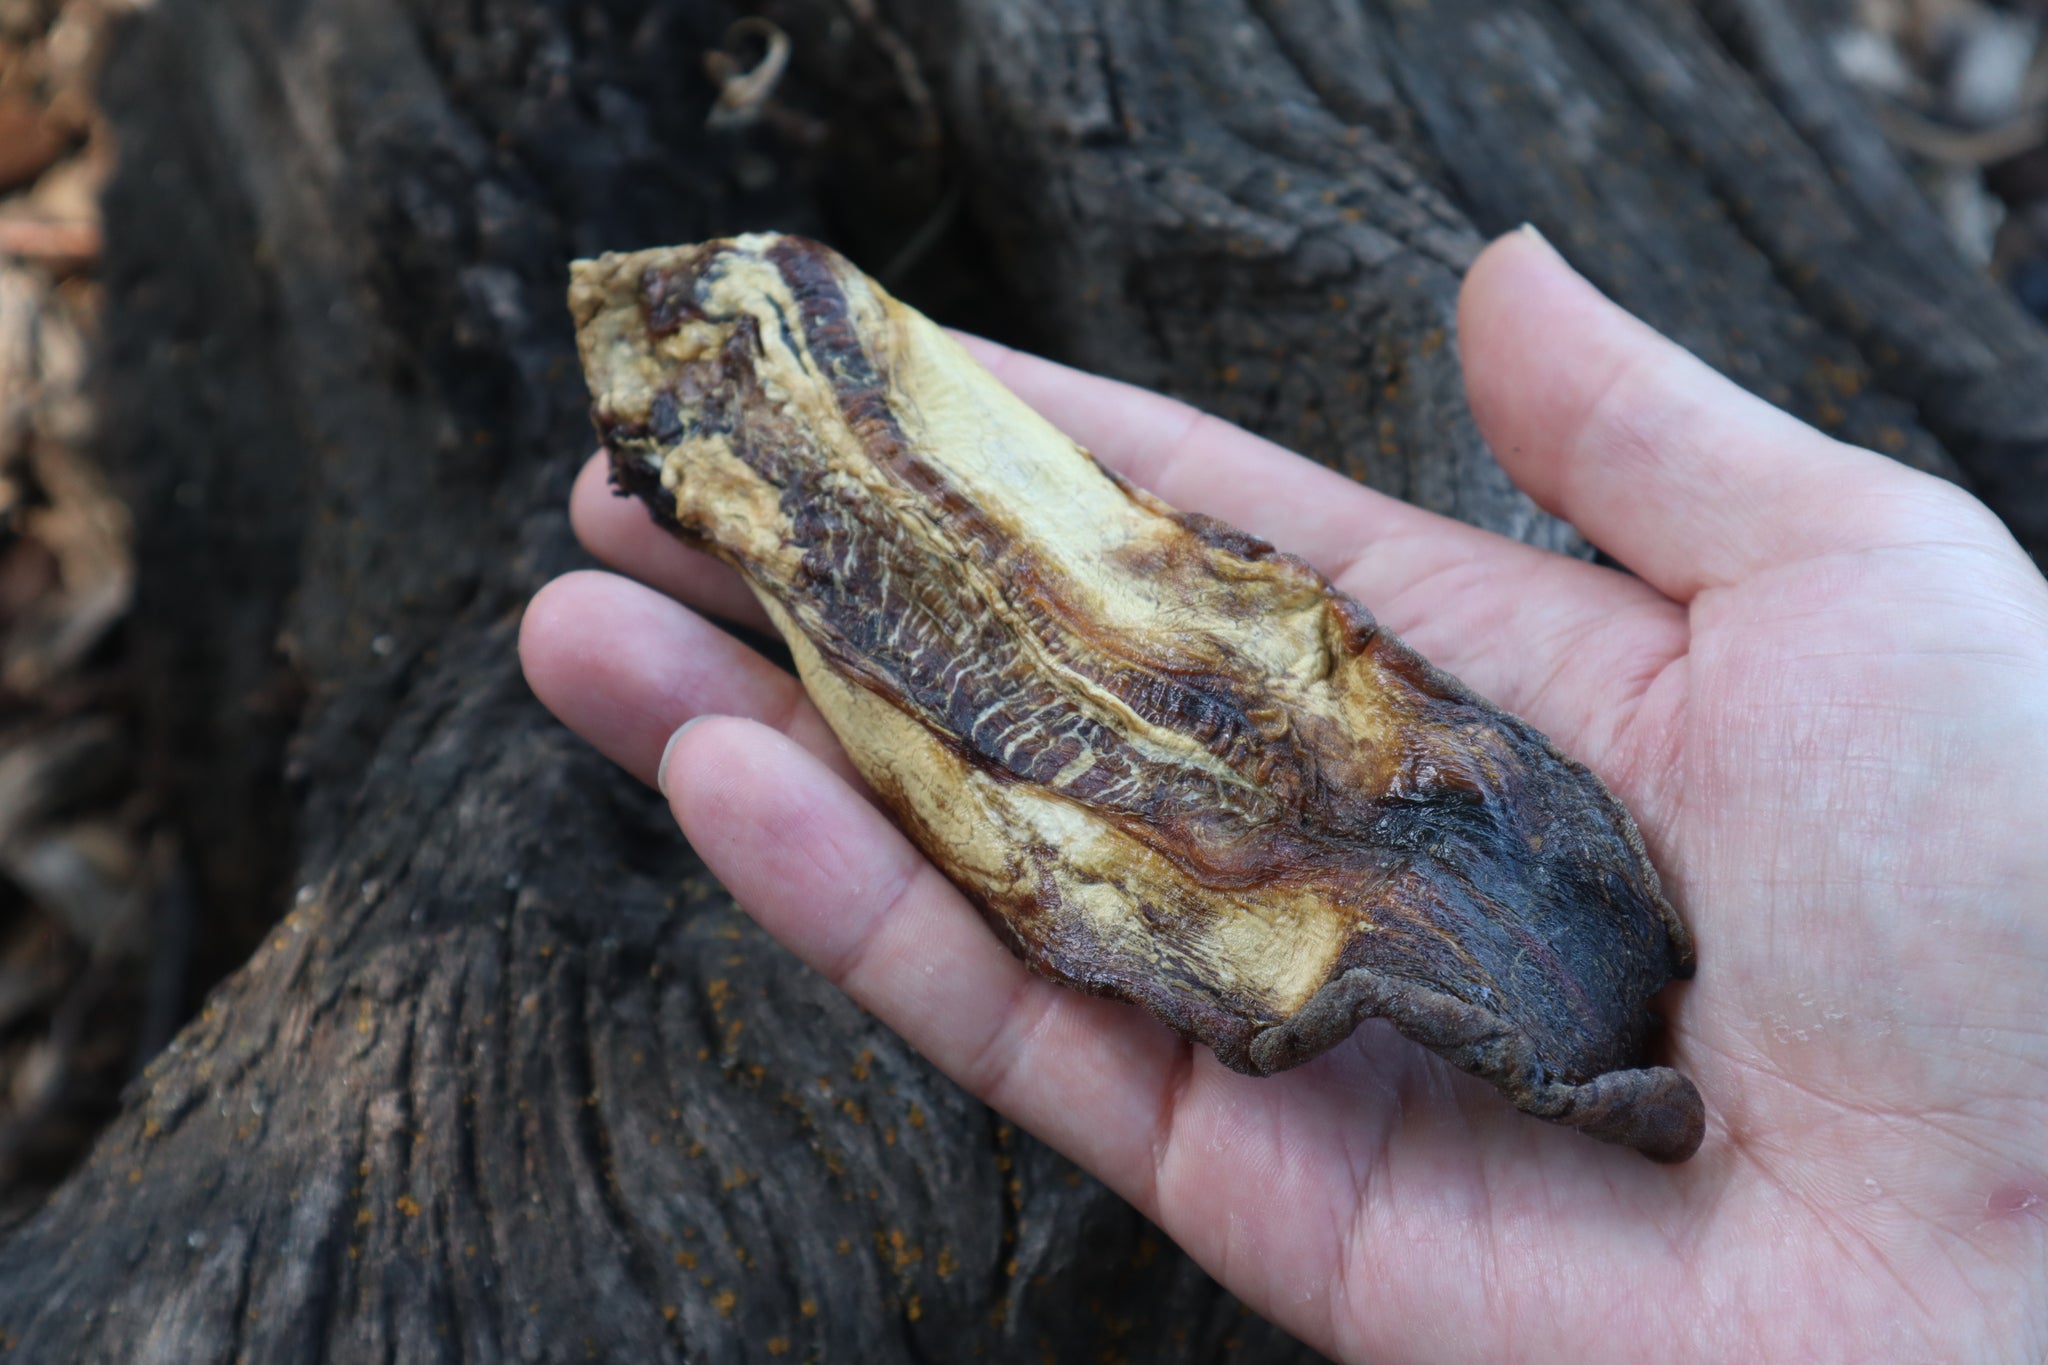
<box><xmin>568</xmin><ymin>234</ymin><xmax>1705</xmax><ymax>1161</ymax></box>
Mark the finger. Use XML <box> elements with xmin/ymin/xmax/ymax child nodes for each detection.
<box><xmin>1458</xmin><ymin>227</ymin><xmax>1959</xmax><ymax>601</ymax></box>
<box><xmin>954</xmin><ymin>331</ymin><xmax>1685</xmax><ymax>757</ymax></box>
<box><xmin>664</xmin><ymin>716</ymin><xmax>1197</xmax><ymax>1215</ymax></box>
<box><xmin>956</xmin><ymin>330</ymin><xmax>1443</xmax><ymax>582</ymax></box>
<box><xmin>569</xmin><ymin>452</ymin><xmax>772</xmax><ymax>630</ymax></box>
<box><xmin>518</xmin><ymin>569</ymin><xmax>852</xmax><ymax>789</ymax></box>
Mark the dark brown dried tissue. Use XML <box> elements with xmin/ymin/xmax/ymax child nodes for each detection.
<box><xmin>568</xmin><ymin>234</ymin><xmax>1704</xmax><ymax>1162</ymax></box>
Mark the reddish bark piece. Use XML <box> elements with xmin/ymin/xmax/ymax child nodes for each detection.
<box><xmin>0</xmin><ymin>98</ymin><xmax>68</xmax><ymax>195</ymax></box>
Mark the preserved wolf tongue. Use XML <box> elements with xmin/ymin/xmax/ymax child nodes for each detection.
<box><xmin>568</xmin><ymin>233</ymin><xmax>1705</xmax><ymax>1162</ymax></box>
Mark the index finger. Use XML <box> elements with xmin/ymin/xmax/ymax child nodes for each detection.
<box><xmin>950</xmin><ymin>333</ymin><xmax>1681</xmax><ymax>743</ymax></box>
<box><xmin>955</xmin><ymin>331</ymin><xmax>1447</xmax><ymax>583</ymax></box>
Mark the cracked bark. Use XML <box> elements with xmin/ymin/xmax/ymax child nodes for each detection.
<box><xmin>0</xmin><ymin>0</ymin><xmax>2040</xmax><ymax>1360</ymax></box>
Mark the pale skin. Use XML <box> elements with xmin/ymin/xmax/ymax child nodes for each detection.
<box><xmin>520</xmin><ymin>230</ymin><xmax>2048</xmax><ymax>1361</ymax></box>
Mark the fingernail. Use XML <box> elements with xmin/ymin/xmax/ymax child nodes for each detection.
<box><xmin>658</xmin><ymin>715</ymin><xmax>720</xmax><ymax>799</ymax></box>
<box><xmin>1518</xmin><ymin>221</ymin><xmax>1557</xmax><ymax>254</ymax></box>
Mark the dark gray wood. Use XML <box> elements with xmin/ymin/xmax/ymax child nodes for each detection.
<box><xmin>833</xmin><ymin>0</ymin><xmax>2045</xmax><ymax>554</ymax></box>
<box><xmin>0</xmin><ymin>0</ymin><xmax>2040</xmax><ymax>1359</ymax></box>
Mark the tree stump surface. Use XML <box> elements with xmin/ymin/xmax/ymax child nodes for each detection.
<box><xmin>0</xmin><ymin>0</ymin><xmax>2040</xmax><ymax>1360</ymax></box>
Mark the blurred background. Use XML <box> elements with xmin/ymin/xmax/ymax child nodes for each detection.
<box><xmin>0</xmin><ymin>0</ymin><xmax>153</xmax><ymax>1227</ymax></box>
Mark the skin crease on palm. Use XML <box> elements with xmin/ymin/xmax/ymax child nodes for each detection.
<box><xmin>519</xmin><ymin>229</ymin><xmax>2048</xmax><ymax>1361</ymax></box>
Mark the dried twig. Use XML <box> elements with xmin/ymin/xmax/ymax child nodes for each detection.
<box><xmin>1875</xmin><ymin>100</ymin><xmax>2048</xmax><ymax>165</ymax></box>
<box><xmin>704</xmin><ymin>17</ymin><xmax>791</xmax><ymax>131</ymax></box>
<box><xmin>880</xmin><ymin>180</ymin><xmax>962</xmax><ymax>286</ymax></box>
<box><xmin>846</xmin><ymin>0</ymin><xmax>941</xmax><ymax>149</ymax></box>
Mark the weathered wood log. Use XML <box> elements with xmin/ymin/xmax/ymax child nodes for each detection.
<box><xmin>0</xmin><ymin>0</ymin><xmax>2041</xmax><ymax>1358</ymax></box>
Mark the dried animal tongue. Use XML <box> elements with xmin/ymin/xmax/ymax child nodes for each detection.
<box><xmin>568</xmin><ymin>233</ymin><xmax>1706</xmax><ymax>1161</ymax></box>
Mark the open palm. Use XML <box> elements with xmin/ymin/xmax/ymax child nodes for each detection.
<box><xmin>521</xmin><ymin>231</ymin><xmax>2048</xmax><ymax>1361</ymax></box>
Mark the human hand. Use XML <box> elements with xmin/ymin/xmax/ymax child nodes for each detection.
<box><xmin>520</xmin><ymin>229</ymin><xmax>2048</xmax><ymax>1362</ymax></box>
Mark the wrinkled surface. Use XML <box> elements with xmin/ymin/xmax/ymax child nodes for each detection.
<box><xmin>569</xmin><ymin>234</ymin><xmax>1704</xmax><ymax>1161</ymax></box>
